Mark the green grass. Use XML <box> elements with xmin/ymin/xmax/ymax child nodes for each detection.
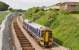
<box><xmin>70</xmin><ymin>13</ymin><xmax>79</xmax><ymax>19</ymax></box>
<box><xmin>35</xmin><ymin>16</ymin><xmax>49</xmax><ymax>25</ymax></box>
<box><xmin>0</xmin><ymin>12</ymin><xmax>9</xmax><ymax>24</ymax></box>
<box><xmin>25</xmin><ymin>11</ymin><xmax>79</xmax><ymax>50</ymax></box>
<box><xmin>52</xmin><ymin>14</ymin><xmax>79</xmax><ymax>50</ymax></box>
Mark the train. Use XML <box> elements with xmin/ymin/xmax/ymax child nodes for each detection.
<box><xmin>23</xmin><ymin>19</ymin><xmax>53</xmax><ymax>47</ymax></box>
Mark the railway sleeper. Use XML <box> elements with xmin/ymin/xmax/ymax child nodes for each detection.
<box><xmin>22</xmin><ymin>47</ymin><xmax>35</xmax><ymax>50</ymax></box>
<box><xmin>19</xmin><ymin>40</ymin><xmax>29</xmax><ymax>42</ymax></box>
<box><xmin>17</xmin><ymin>35</ymin><xmax>25</xmax><ymax>37</ymax></box>
<box><xmin>15</xmin><ymin>31</ymin><xmax>22</xmax><ymax>34</ymax></box>
<box><xmin>17</xmin><ymin>36</ymin><xmax>27</xmax><ymax>40</ymax></box>
<box><xmin>17</xmin><ymin>36</ymin><xmax>26</xmax><ymax>38</ymax></box>
<box><xmin>20</xmin><ymin>42</ymin><xmax>31</xmax><ymax>44</ymax></box>
<box><xmin>21</xmin><ymin>44</ymin><xmax>32</xmax><ymax>47</ymax></box>
<box><xmin>15</xmin><ymin>31</ymin><xmax>23</xmax><ymax>33</ymax></box>
<box><xmin>17</xmin><ymin>34</ymin><xmax>24</xmax><ymax>35</ymax></box>
<box><xmin>18</xmin><ymin>38</ymin><xmax>28</xmax><ymax>41</ymax></box>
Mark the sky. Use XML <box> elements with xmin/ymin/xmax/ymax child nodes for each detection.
<box><xmin>0</xmin><ymin>0</ymin><xmax>79</xmax><ymax>10</ymax></box>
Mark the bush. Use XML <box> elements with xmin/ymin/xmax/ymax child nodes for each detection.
<box><xmin>0</xmin><ymin>1</ymin><xmax>9</xmax><ymax>11</ymax></box>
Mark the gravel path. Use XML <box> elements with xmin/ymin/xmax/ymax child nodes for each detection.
<box><xmin>1</xmin><ymin>13</ymin><xmax>16</xmax><ymax>50</ymax></box>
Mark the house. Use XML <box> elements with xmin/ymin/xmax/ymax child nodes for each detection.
<box><xmin>49</xmin><ymin>2</ymin><xmax>79</xmax><ymax>12</ymax></box>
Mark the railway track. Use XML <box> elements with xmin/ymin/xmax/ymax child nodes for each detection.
<box><xmin>12</xmin><ymin>19</ymin><xmax>35</xmax><ymax>50</ymax></box>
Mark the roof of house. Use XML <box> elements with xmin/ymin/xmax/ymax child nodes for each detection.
<box><xmin>55</xmin><ymin>2</ymin><xmax>79</xmax><ymax>6</ymax></box>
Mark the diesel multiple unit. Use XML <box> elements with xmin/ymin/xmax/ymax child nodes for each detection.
<box><xmin>23</xmin><ymin>19</ymin><xmax>53</xmax><ymax>47</ymax></box>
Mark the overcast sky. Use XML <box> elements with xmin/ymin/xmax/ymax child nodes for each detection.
<box><xmin>0</xmin><ymin>0</ymin><xmax>79</xmax><ymax>10</ymax></box>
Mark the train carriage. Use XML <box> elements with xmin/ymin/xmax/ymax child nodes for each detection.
<box><xmin>23</xmin><ymin>19</ymin><xmax>53</xmax><ymax>47</ymax></box>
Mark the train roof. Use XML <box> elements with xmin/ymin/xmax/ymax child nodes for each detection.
<box><xmin>24</xmin><ymin>20</ymin><xmax>45</xmax><ymax>29</ymax></box>
<box><xmin>24</xmin><ymin>19</ymin><xmax>51</xmax><ymax>30</ymax></box>
<box><xmin>29</xmin><ymin>22</ymin><xmax>43</xmax><ymax>29</ymax></box>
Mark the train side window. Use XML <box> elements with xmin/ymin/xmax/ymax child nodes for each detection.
<box><xmin>49</xmin><ymin>31</ymin><xmax>52</xmax><ymax>38</ymax></box>
<box><xmin>38</xmin><ymin>30</ymin><xmax>40</xmax><ymax>37</ymax></box>
<box><xmin>41</xmin><ymin>31</ymin><xmax>44</xmax><ymax>37</ymax></box>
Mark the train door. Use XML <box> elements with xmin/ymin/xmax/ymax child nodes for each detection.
<box><xmin>44</xmin><ymin>31</ymin><xmax>49</xmax><ymax>46</ymax></box>
<box><xmin>40</xmin><ymin>30</ymin><xmax>49</xmax><ymax>46</ymax></box>
<box><xmin>41</xmin><ymin>30</ymin><xmax>53</xmax><ymax>47</ymax></box>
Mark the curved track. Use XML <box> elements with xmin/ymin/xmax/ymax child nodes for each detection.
<box><xmin>11</xmin><ymin>17</ymin><xmax>35</xmax><ymax>50</ymax></box>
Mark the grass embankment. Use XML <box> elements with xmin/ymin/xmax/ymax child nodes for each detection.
<box><xmin>0</xmin><ymin>12</ymin><xmax>9</xmax><ymax>24</ymax></box>
<box><xmin>52</xmin><ymin>13</ymin><xmax>79</xmax><ymax>50</ymax></box>
<box><xmin>24</xmin><ymin>8</ymin><xmax>79</xmax><ymax>50</ymax></box>
<box><xmin>35</xmin><ymin>12</ymin><xmax>79</xmax><ymax>50</ymax></box>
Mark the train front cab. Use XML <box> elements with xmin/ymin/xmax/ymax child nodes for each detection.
<box><xmin>39</xmin><ymin>29</ymin><xmax>53</xmax><ymax>47</ymax></box>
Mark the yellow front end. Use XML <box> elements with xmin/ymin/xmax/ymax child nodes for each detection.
<box><xmin>39</xmin><ymin>30</ymin><xmax>53</xmax><ymax>47</ymax></box>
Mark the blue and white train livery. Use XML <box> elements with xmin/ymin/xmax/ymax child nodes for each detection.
<box><xmin>23</xmin><ymin>19</ymin><xmax>53</xmax><ymax>47</ymax></box>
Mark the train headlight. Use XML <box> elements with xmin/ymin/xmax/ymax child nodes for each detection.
<box><xmin>39</xmin><ymin>40</ymin><xmax>44</xmax><ymax>46</ymax></box>
<box><xmin>40</xmin><ymin>41</ymin><xmax>44</xmax><ymax>45</ymax></box>
<box><xmin>40</xmin><ymin>38</ymin><xmax>44</xmax><ymax>46</ymax></box>
<box><xmin>40</xmin><ymin>38</ymin><xmax>44</xmax><ymax>41</ymax></box>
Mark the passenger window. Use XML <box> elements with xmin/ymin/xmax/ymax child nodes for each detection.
<box><xmin>41</xmin><ymin>31</ymin><xmax>44</xmax><ymax>37</ymax></box>
<box><xmin>49</xmin><ymin>31</ymin><xmax>52</xmax><ymax>38</ymax></box>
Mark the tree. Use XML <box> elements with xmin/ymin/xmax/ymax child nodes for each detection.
<box><xmin>25</xmin><ymin>7</ymin><xmax>45</xmax><ymax>20</ymax></box>
<box><xmin>0</xmin><ymin>1</ymin><xmax>9</xmax><ymax>11</ymax></box>
<box><xmin>16</xmin><ymin>9</ymin><xmax>26</xmax><ymax>12</ymax></box>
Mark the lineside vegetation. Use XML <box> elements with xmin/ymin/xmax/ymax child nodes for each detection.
<box><xmin>24</xmin><ymin>7</ymin><xmax>79</xmax><ymax>50</ymax></box>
